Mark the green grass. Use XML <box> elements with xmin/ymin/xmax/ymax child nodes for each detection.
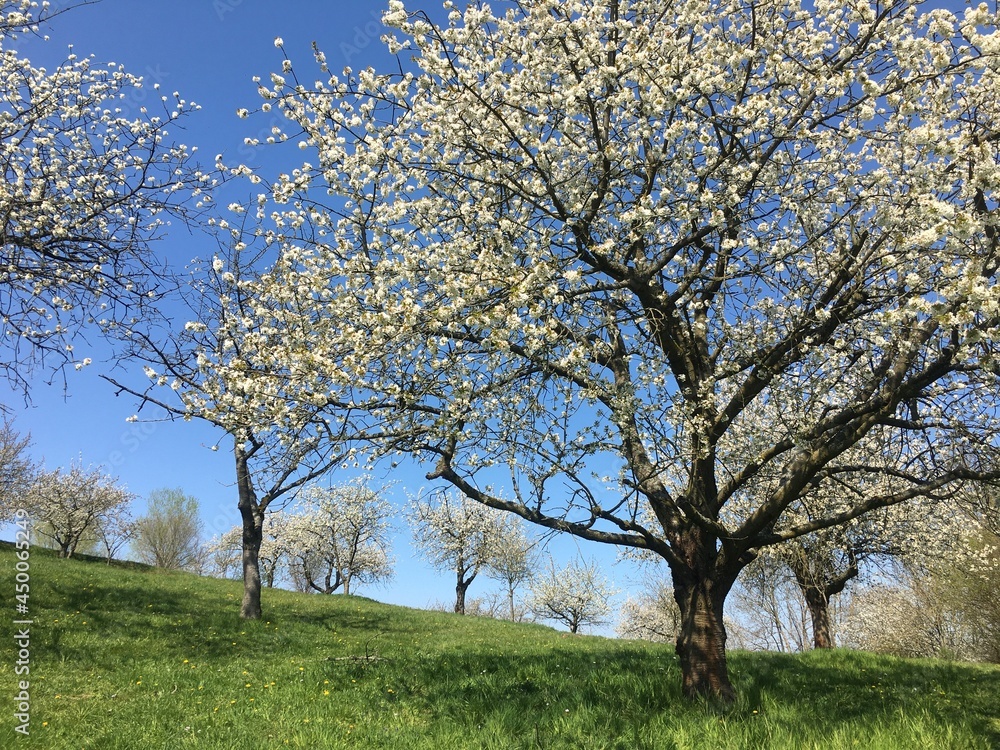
<box><xmin>2</xmin><ymin>543</ymin><xmax>998</xmax><ymax>749</ymax></box>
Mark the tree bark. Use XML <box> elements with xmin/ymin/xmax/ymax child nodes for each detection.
<box><xmin>236</xmin><ymin>442</ymin><xmax>264</xmax><ymax>620</ymax></box>
<box><xmin>455</xmin><ymin>579</ymin><xmax>468</xmax><ymax>614</ymax></box>
<box><xmin>673</xmin><ymin>574</ymin><xmax>736</xmax><ymax>701</ymax></box>
<box><xmin>789</xmin><ymin>550</ymin><xmax>857</xmax><ymax>650</ymax></box>
<box><xmin>670</xmin><ymin>520</ymin><xmax>739</xmax><ymax>702</ymax></box>
<box><xmin>803</xmin><ymin>587</ymin><xmax>834</xmax><ymax>649</ymax></box>
<box><xmin>455</xmin><ymin>568</ymin><xmax>475</xmax><ymax>614</ymax></box>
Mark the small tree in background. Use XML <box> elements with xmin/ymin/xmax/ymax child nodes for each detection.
<box><xmin>93</xmin><ymin>503</ymin><xmax>135</xmax><ymax>565</ymax></box>
<box><xmin>484</xmin><ymin>515</ymin><xmax>539</xmax><ymax>622</ymax></box>
<box><xmin>132</xmin><ymin>488</ymin><xmax>203</xmax><ymax>570</ymax></box>
<box><xmin>0</xmin><ymin>416</ymin><xmax>36</xmax><ymax>519</ymax></box>
<box><xmin>283</xmin><ymin>481</ymin><xmax>395</xmax><ymax>596</ymax></box>
<box><xmin>528</xmin><ymin>557</ymin><xmax>615</xmax><ymax>635</ymax></box>
<box><xmin>618</xmin><ymin>577</ymin><xmax>682</xmax><ymax>644</ymax></box>
<box><xmin>407</xmin><ymin>491</ymin><xmax>505</xmax><ymax>615</ymax></box>
<box><xmin>727</xmin><ymin>554</ymin><xmax>813</xmax><ymax>653</ymax></box>
<box><xmin>843</xmin><ymin>528</ymin><xmax>1000</xmax><ymax>663</ymax></box>
<box><xmin>27</xmin><ymin>462</ymin><xmax>134</xmax><ymax>558</ymax></box>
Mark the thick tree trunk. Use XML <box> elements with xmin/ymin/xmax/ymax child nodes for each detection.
<box><xmin>669</xmin><ymin>512</ymin><xmax>740</xmax><ymax>702</ymax></box>
<box><xmin>803</xmin><ymin>587</ymin><xmax>834</xmax><ymax>649</ymax></box>
<box><xmin>236</xmin><ymin>443</ymin><xmax>264</xmax><ymax>620</ymax></box>
<box><xmin>673</xmin><ymin>575</ymin><xmax>736</xmax><ymax>702</ymax></box>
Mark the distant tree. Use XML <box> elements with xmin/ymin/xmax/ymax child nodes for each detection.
<box><xmin>132</xmin><ymin>488</ymin><xmax>203</xmax><ymax>570</ymax></box>
<box><xmin>528</xmin><ymin>557</ymin><xmax>615</xmax><ymax>635</ymax></box>
<box><xmin>0</xmin><ymin>0</ymin><xmax>214</xmax><ymax>391</ymax></box>
<box><xmin>407</xmin><ymin>491</ymin><xmax>505</xmax><ymax>614</ymax></box>
<box><xmin>618</xmin><ymin>577</ymin><xmax>682</xmax><ymax>644</ymax></box>
<box><xmin>845</xmin><ymin>527</ymin><xmax>1000</xmax><ymax>663</ymax></box>
<box><xmin>93</xmin><ymin>503</ymin><xmax>135</xmax><ymax>565</ymax></box>
<box><xmin>283</xmin><ymin>481</ymin><xmax>394</xmax><ymax>595</ymax></box>
<box><xmin>483</xmin><ymin>515</ymin><xmax>539</xmax><ymax>622</ymax></box>
<box><xmin>727</xmin><ymin>554</ymin><xmax>813</xmax><ymax>653</ymax></box>
<box><xmin>0</xmin><ymin>417</ymin><xmax>36</xmax><ymax>519</ymax></box>
<box><xmin>27</xmin><ymin>462</ymin><xmax>135</xmax><ymax>558</ymax></box>
<box><xmin>952</xmin><ymin>530</ymin><xmax>1000</xmax><ymax>662</ymax></box>
<box><xmin>843</xmin><ymin>574</ymin><xmax>972</xmax><ymax>660</ymax></box>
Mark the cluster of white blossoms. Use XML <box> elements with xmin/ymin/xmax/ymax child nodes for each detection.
<box><xmin>0</xmin><ymin>0</ymin><xmax>215</xmax><ymax>384</ymax></box>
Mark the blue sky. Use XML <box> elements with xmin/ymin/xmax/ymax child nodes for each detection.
<box><xmin>2</xmin><ymin>0</ymin><xmax>977</xmax><ymax>627</ymax></box>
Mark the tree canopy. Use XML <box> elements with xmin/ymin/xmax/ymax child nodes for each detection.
<box><xmin>146</xmin><ymin>0</ymin><xmax>1000</xmax><ymax>699</ymax></box>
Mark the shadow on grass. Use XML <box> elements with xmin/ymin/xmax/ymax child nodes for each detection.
<box><xmin>734</xmin><ymin>648</ymin><xmax>1000</xmax><ymax>745</ymax></box>
<box><xmin>318</xmin><ymin>642</ymin><xmax>1000</xmax><ymax>748</ymax></box>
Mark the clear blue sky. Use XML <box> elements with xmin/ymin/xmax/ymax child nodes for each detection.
<box><xmin>2</xmin><ymin>0</ymin><xmax>976</xmax><ymax>627</ymax></box>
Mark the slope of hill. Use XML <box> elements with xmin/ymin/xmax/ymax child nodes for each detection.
<box><xmin>1</xmin><ymin>542</ymin><xmax>998</xmax><ymax>749</ymax></box>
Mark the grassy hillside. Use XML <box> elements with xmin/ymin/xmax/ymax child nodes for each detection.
<box><xmin>1</xmin><ymin>543</ymin><xmax>998</xmax><ymax>749</ymax></box>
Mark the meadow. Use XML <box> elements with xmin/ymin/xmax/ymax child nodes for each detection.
<box><xmin>2</xmin><ymin>542</ymin><xmax>998</xmax><ymax>749</ymax></box>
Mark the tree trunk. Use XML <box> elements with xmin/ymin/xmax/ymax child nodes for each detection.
<box><xmin>455</xmin><ymin>568</ymin><xmax>475</xmax><ymax>614</ymax></box>
<box><xmin>670</xmin><ymin>510</ymin><xmax>740</xmax><ymax>702</ymax></box>
<box><xmin>803</xmin><ymin>587</ymin><xmax>834</xmax><ymax>649</ymax></box>
<box><xmin>236</xmin><ymin>443</ymin><xmax>263</xmax><ymax>620</ymax></box>
<box><xmin>789</xmin><ymin>550</ymin><xmax>857</xmax><ymax>650</ymax></box>
<box><xmin>673</xmin><ymin>574</ymin><xmax>736</xmax><ymax>702</ymax></box>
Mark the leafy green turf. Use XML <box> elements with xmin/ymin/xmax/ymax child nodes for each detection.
<box><xmin>2</xmin><ymin>542</ymin><xmax>998</xmax><ymax>749</ymax></box>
